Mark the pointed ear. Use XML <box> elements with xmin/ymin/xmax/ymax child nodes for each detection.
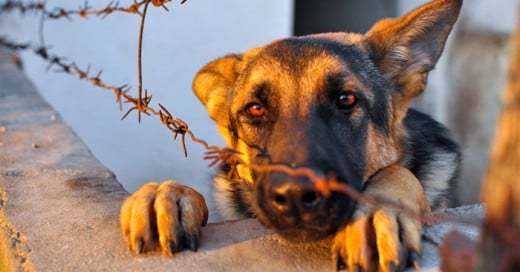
<box><xmin>365</xmin><ymin>0</ymin><xmax>462</xmax><ymax>99</ymax></box>
<box><xmin>193</xmin><ymin>54</ymin><xmax>244</xmax><ymax>127</ymax></box>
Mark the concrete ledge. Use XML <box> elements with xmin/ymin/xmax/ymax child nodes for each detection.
<box><xmin>0</xmin><ymin>48</ymin><xmax>483</xmax><ymax>271</ymax></box>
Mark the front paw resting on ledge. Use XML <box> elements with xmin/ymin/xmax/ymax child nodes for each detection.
<box><xmin>120</xmin><ymin>181</ymin><xmax>208</xmax><ymax>255</ymax></box>
<box><xmin>332</xmin><ymin>207</ymin><xmax>420</xmax><ymax>272</ymax></box>
<box><xmin>332</xmin><ymin>165</ymin><xmax>430</xmax><ymax>272</ymax></box>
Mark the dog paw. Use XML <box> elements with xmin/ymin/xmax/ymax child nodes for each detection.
<box><xmin>332</xmin><ymin>206</ymin><xmax>422</xmax><ymax>272</ymax></box>
<box><xmin>120</xmin><ymin>181</ymin><xmax>208</xmax><ymax>255</ymax></box>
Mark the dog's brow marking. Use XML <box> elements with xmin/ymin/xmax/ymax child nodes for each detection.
<box><xmin>291</xmin><ymin>55</ymin><xmax>348</xmax><ymax>118</ymax></box>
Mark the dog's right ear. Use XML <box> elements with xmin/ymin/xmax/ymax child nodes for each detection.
<box><xmin>364</xmin><ymin>0</ymin><xmax>462</xmax><ymax>124</ymax></box>
<box><xmin>193</xmin><ymin>54</ymin><xmax>244</xmax><ymax>127</ymax></box>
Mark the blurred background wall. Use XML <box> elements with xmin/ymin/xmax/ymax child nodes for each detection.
<box><xmin>0</xmin><ymin>0</ymin><xmax>517</xmax><ymax>217</ymax></box>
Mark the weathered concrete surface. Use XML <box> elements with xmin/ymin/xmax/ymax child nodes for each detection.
<box><xmin>0</xmin><ymin>47</ymin><xmax>483</xmax><ymax>271</ymax></box>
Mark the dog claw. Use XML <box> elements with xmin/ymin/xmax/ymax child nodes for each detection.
<box><xmin>333</xmin><ymin>254</ymin><xmax>346</xmax><ymax>272</ymax></box>
<box><xmin>348</xmin><ymin>264</ymin><xmax>362</xmax><ymax>272</ymax></box>
<box><xmin>135</xmin><ymin>239</ymin><xmax>144</xmax><ymax>254</ymax></box>
<box><xmin>410</xmin><ymin>250</ymin><xmax>421</xmax><ymax>268</ymax></box>
<box><xmin>411</xmin><ymin>250</ymin><xmax>421</xmax><ymax>260</ymax></box>
<box><xmin>187</xmin><ymin>234</ymin><xmax>199</xmax><ymax>251</ymax></box>
<box><xmin>396</xmin><ymin>244</ymin><xmax>409</xmax><ymax>271</ymax></box>
<box><xmin>168</xmin><ymin>240</ymin><xmax>179</xmax><ymax>254</ymax></box>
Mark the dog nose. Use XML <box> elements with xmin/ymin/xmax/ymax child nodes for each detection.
<box><xmin>269</xmin><ymin>181</ymin><xmax>322</xmax><ymax>215</ymax></box>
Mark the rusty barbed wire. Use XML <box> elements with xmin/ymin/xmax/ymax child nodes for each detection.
<box><xmin>0</xmin><ymin>0</ymin><xmax>482</xmax><ymax>239</ymax></box>
<box><xmin>0</xmin><ymin>0</ymin><xmax>176</xmax><ymax>19</ymax></box>
<box><xmin>136</xmin><ymin>0</ymin><xmax>151</xmax><ymax>123</ymax></box>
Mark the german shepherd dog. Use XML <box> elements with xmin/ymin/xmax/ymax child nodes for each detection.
<box><xmin>120</xmin><ymin>0</ymin><xmax>462</xmax><ymax>270</ymax></box>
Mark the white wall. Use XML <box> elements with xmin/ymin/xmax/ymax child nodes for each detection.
<box><xmin>0</xmin><ymin>0</ymin><xmax>293</xmax><ymax>220</ymax></box>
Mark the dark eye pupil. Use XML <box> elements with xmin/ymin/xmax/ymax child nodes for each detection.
<box><xmin>246</xmin><ymin>103</ymin><xmax>265</xmax><ymax>117</ymax></box>
<box><xmin>336</xmin><ymin>92</ymin><xmax>357</xmax><ymax>110</ymax></box>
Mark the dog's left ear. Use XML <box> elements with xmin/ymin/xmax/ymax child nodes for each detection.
<box><xmin>193</xmin><ymin>54</ymin><xmax>244</xmax><ymax>128</ymax></box>
<box><xmin>364</xmin><ymin>0</ymin><xmax>462</xmax><ymax>120</ymax></box>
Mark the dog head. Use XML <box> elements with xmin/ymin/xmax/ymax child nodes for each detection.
<box><xmin>193</xmin><ymin>0</ymin><xmax>461</xmax><ymax>241</ymax></box>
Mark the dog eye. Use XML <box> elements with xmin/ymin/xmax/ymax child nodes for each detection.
<box><xmin>335</xmin><ymin>92</ymin><xmax>358</xmax><ymax>111</ymax></box>
<box><xmin>245</xmin><ymin>102</ymin><xmax>266</xmax><ymax>117</ymax></box>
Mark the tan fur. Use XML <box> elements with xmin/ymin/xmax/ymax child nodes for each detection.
<box><xmin>120</xmin><ymin>181</ymin><xmax>207</xmax><ymax>255</ymax></box>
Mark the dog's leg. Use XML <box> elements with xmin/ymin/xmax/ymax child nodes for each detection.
<box><xmin>120</xmin><ymin>181</ymin><xmax>208</xmax><ymax>255</ymax></box>
<box><xmin>332</xmin><ymin>164</ymin><xmax>430</xmax><ymax>272</ymax></box>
